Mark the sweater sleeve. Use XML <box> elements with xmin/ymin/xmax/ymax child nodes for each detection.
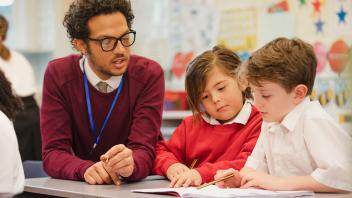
<box><xmin>196</xmin><ymin>121</ymin><xmax>261</xmax><ymax>183</ymax></box>
<box><xmin>124</xmin><ymin>66</ymin><xmax>165</xmax><ymax>181</ymax></box>
<box><xmin>152</xmin><ymin>120</ymin><xmax>188</xmax><ymax>176</ymax></box>
<box><xmin>41</xmin><ymin>64</ymin><xmax>94</xmax><ymax>181</ymax></box>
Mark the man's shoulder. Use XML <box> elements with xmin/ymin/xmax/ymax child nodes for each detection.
<box><xmin>48</xmin><ymin>54</ymin><xmax>80</xmax><ymax>70</ymax></box>
<box><xmin>127</xmin><ymin>55</ymin><xmax>163</xmax><ymax>83</ymax></box>
<box><xmin>45</xmin><ymin>54</ymin><xmax>81</xmax><ymax>82</ymax></box>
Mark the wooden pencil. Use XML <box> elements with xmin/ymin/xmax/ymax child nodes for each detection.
<box><xmin>189</xmin><ymin>159</ymin><xmax>198</xmax><ymax>169</ymax></box>
<box><xmin>197</xmin><ymin>173</ymin><xmax>235</xmax><ymax>189</ymax></box>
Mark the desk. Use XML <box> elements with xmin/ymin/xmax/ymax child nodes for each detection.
<box><xmin>24</xmin><ymin>177</ymin><xmax>352</xmax><ymax>198</ymax></box>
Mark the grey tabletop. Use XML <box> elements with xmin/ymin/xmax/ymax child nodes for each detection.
<box><xmin>24</xmin><ymin>177</ymin><xmax>352</xmax><ymax>198</ymax></box>
<box><xmin>25</xmin><ymin>176</ymin><xmax>169</xmax><ymax>198</ymax></box>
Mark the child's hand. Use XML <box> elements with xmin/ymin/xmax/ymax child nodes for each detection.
<box><xmin>240</xmin><ymin>171</ymin><xmax>283</xmax><ymax>190</ymax></box>
<box><xmin>166</xmin><ymin>163</ymin><xmax>190</xmax><ymax>181</ymax></box>
<box><xmin>169</xmin><ymin>169</ymin><xmax>202</xmax><ymax>188</ymax></box>
<box><xmin>214</xmin><ymin>168</ymin><xmax>242</xmax><ymax>188</ymax></box>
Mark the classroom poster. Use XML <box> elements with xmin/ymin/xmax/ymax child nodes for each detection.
<box><xmin>216</xmin><ymin>7</ymin><xmax>257</xmax><ymax>52</ymax></box>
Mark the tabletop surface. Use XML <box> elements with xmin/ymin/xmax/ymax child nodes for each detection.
<box><xmin>24</xmin><ymin>177</ymin><xmax>352</xmax><ymax>198</ymax></box>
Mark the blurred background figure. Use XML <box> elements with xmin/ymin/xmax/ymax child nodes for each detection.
<box><xmin>0</xmin><ymin>14</ymin><xmax>41</xmax><ymax>161</ymax></box>
<box><xmin>0</xmin><ymin>69</ymin><xmax>24</xmax><ymax>196</ymax></box>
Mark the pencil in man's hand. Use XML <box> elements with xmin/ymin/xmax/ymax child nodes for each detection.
<box><xmin>197</xmin><ymin>173</ymin><xmax>235</xmax><ymax>189</ymax></box>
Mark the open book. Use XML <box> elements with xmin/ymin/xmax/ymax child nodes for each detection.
<box><xmin>132</xmin><ymin>185</ymin><xmax>314</xmax><ymax>197</ymax></box>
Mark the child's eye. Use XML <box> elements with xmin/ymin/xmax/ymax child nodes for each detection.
<box><xmin>262</xmin><ymin>95</ymin><xmax>271</xmax><ymax>99</ymax></box>
<box><xmin>218</xmin><ymin>86</ymin><xmax>225</xmax><ymax>91</ymax></box>
<box><xmin>201</xmin><ymin>95</ymin><xmax>209</xmax><ymax>100</ymax></box>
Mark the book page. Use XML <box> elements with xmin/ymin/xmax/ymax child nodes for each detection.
<box><xmin>132</xmin><ymin>185</ymin><xmax>314</xmax><ymax>197</ymax></box>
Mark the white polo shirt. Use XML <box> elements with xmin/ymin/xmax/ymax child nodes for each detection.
<box><xmin>0</xmin><ymin>111</ymin><xmax>24</xmax><ymax>196</ymax></box>
<box><xmin>245</xmin><ymin>98</ymin><xmax>352</xmax><ymax>191</ymax></box>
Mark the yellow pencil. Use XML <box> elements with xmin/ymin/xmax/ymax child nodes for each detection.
<box><xmin>197</xmin><ymin>173</ymin><xmax>235</xmax><ymax>189</ymax></box>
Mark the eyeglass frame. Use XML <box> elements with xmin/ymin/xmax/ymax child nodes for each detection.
<box><xmin>87</xmin><ymin>30</ymin><xmax>136</xmax><ymax>52</ymax></box>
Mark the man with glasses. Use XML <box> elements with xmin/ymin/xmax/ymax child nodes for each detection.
<box><xmin>41</xmin><ymin>0</ymin><xmax>164</xmax><ymax>185</ymax></box>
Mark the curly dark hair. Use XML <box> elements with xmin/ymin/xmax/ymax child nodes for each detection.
<box><xmin>0</xmin><ymin>69</ymin><xmax>23</xmax><ymax>120</ymax></box>
<box><xmin>63</xmin><ymin>0</ymin><xmax>134</xmax><ymax>44</ymax></box>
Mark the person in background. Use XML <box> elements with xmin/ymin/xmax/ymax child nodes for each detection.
<box><xmin>41</xmin><ymin>0</ymin><xmax>164</xmax><ymax>185</ymax></box>
<box><xmin>153</xmin><ymin>46</ymin><xmax>262</xmax><ymax>187</ymax></box>
<box><xmin>215</xmin><ymin>38</ymin><xmax>352</xmax><ymax>192</ymax></box>
<box><xmin>0</xmin><ymin>15</ymin><xmax>41</xmax><ymax>161</ymax></box>
<box><xmin>0</xmin><ymin>69</ymin><xmax>24</xmax><ymax>196</ymax></box>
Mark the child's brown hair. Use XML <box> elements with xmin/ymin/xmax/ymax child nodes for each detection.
<box><xmin>247</xmin><ymin>37</ymin><xmax>317</xmax><ymax>95</ymax></box>
<box><xmin>185</xmin><ymin>46</ymin><xmax>251</xmax><ymax>121</ymax></box>
<box><xmin>0</xmin><ymin>15</ymin><xmax>10</xmax><ymax>61</ymax></box>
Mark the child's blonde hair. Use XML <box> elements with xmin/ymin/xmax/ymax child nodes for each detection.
<box><xmin>185</xmin><ymin>46</ymin><xmax>251</xmax><ymax>121</ymax></box>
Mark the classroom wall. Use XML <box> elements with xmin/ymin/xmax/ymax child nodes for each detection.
<box><xmin>1</xmin><ymin>0</ymin><xmax>351</xmax><ymax>133</ymax></box>
<box><xmin>131</xmin><ymin>0</ymin><xmax>352</xmax><ymax>133</ymax></box>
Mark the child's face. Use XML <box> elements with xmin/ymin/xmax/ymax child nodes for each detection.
<box><xmin>201</xmin><ymin>67</ymin><xmax>245</xmax><ymax>123</ymax></box>
<box><xmin>251</xmin><ymin>81</ymin><xmax>297</xmax><ymax>123</ymax></box>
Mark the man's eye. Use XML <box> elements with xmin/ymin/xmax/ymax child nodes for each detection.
<box><xmin>102</xmin><ymin>38</ymin><xmax>115</xmax><ymax>45</ymax></box>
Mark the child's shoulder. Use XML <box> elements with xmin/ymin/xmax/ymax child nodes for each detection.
<box><xmin>181</xmin><ymin>115</ymin><xmax>205</xmax><ymax>125</ymax></box>
<box><xmin>300</xmin><ymin>100</ymin><xmax>332</xmax><ymax>121</ymax></box>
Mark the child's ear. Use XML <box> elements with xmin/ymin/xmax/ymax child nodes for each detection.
<box><xmin>73</xmin><ymin>39</ymin><xmax>87</xmax><ymax>55</ymax></box>
<box><xmin>238</xmin><ymin>75</ymin><xmax>249</xmax><ymax>91</ymax></box>
<box><xmin>293</xmin><ymin>84</ymin><xmax>308</xmax><ymax>104</ymax></box>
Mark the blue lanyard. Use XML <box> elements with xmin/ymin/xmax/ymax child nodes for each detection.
<box><xmin>83</xmin><ymin>59</ymin><xmax>124</xmax><ymax>150</ymax></box>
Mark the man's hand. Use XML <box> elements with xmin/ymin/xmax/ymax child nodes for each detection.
<box><xmin>214</xmin><ymin>168</ymin><xmax>242</xmax><ymax>188</ymax></box>
<box><xmin>166</xmin><ymin>163</ymin><xmax>190</xmax><ymax>181</ymax></box>
<box><xmin>83</xmin><ymin>161</ymin><xmax>120</xmax><ymax>185</ymax></box>
<box><xmin>169</xmin><ymin>169</ymin><xmax>202</xmax><ymax>188</ymax></box>
<box><xmin>100</xmin><ymin>144</ymin><xmax>134</xmax><ymax>178</ymax></box>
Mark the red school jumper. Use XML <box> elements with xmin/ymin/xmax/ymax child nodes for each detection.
<box><xmin>153</xmin><ymin>105</ymin><xmax>262</xmax><ymax>183</ymax></box>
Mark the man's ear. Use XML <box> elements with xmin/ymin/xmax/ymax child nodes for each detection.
<box><xmin>73</xmin><ymin>39</ymin><xmax>87</xmax><ymax>55</ymax></box>
<box><xmin>293</xmin><ymin>84</ymin><xmax>308</xmax><ymax>104</ymax></box>
<box><xmin>238</xmin><ymin>75</ymin><xmax>249</xmax><ymax>92</ymax></box>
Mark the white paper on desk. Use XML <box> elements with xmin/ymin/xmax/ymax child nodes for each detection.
<box><xmin>132</xmin><ymin>185</ymin><xmax>314</xmax><ymax>197</ymax></box>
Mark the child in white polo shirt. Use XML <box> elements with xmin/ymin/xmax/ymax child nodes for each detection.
<box><xmin>215</xmin><ymin>37</ymin><xmax>352</xmax><ymax>192</ymax></box>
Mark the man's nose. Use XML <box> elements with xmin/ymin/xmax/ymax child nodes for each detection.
<box><xmin>113</xmin><ymin>41</ymin><xmax>125</xmax><ymax>54</ymax></box>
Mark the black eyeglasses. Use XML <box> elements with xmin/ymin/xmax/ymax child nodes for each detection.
<box><xmin>88</xmin><ymin>30</ymin><xmax>136</xmax><ymax>52</ymax></box>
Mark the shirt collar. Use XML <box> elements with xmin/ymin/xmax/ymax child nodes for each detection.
<box><xmin>261</xmin><ymin>97</ymin><xmax>311</xmax><ymax>133</ymax></box>
<box><xmin>202</xmin><ymin>100</ymin><xmax>252</xmax><ymax>125</ymax></box>
<box><xmin>280</xmin><ymin>97</ymin><xmax>311</xmax><ymax>132</ymax></box>
<box><xmin>79</xmin><ymin>55</ymin><xmax>122</xmax><ymax>90</ymax></box>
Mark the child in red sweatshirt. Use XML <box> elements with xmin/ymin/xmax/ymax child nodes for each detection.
<box><xmin>153</xmin><ymin>46</ymin><xmax>262</xmax><ymax>187</ymax></box>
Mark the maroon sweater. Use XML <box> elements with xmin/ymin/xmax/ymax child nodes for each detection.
<box><xmin>41</xmin><ymin>54</ymin><xmax>164</xmax><ymax>181</ymax></box>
